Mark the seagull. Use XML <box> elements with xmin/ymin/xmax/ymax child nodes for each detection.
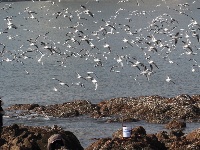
<box><xmin>71</xmin><ymin>82</ymin><xmax>85</xmax><ymax>88</ymax></box>
<box><xmin>182</xmin><ymin>39</ymin><xmax>193</xmax><ymax>52</ymax></box>
<box><xmin>136</xmin><ymin>0</ymin><xmax>144</xmax><ymax>6</ymax></box>
<box><xmin>76</xmin><ymin>72</ymin><xmax>87</xmax><ymax>80</ymax></box>
<box><xmin>170</xmin><ymin>32</ymin><xmax>182</xmax><ymax>45</ymax></box>
<box><xmin>52</xmin><ymin>78</ymin><xmax>69</xmax><ymax>87</ymax></box>
<box><xmin>148</xmin><ymin>46</ymin><xmax>158</xmax><ymax>53</ymax></box>
<box><xmin>188</xmin><ymin>19</ymin><xmax>200</xmax><ymax>28</ymax></box>
<box><xmin>140</xmin><ymin>66</ymin><xmax>153</xmax><ymax>81</ymax></box>
<box><xmin>191</xmin><ymin>30</ymin><xmax>199</xmax><ymax>42</ymax></box>
<box><xmin>53</xmin><ymin>87</ymin><xmax>58</xmax><ymax>92</ymax></box>
<box><xmin>37</xmin><ymin>53</ymin><xmax>45</xmax><ymax>64</ymax></box>
<box><xmin>80</xmin><ymin>5</ymin><xmax>87</xmax><ymax>9</ymax></box>
<box><xmin>103</xmin><ymin>43</ymin><xmax>111</xmax><ymax>52</ymax></box>
<box><xmin>86</xmin><ymin>73</ymin><xmax>98</xmax><ymax>90</ymax></box>
<box><xmin>148</xmin><ymin>35</ymin><xmax>161</xmax><ymax>45</ymax></box>
<box><xmin>110</xmin><ymin>65</ymin><xmax>120</xmax><ymax>73</ymax></box>
<box><xmin>116</xmin><ymin>55</ymin><xmax>123</xmax><ymax>67</ymax></box>
<box><xmin>166</xmin><ymin>76</ymin><xmax>175</xmax><ymax>84</ymax></box>
<box><xmin>148</xmin><ymin>60</ymin><xmax>159</xmax><ymax>71</ymax></box>
<box><xmin>122</xmin><ymin>38</ymin><xmax>133</xmax><ymax>47</ymax></box>
<box><xmin>54</xmin><ymin>11</ymin><xmax>63</xmax><ymax>19</ymax></box>
<box><xmin>0</xmin><ymin>43</ymin><xmax>6</xmax><ymax>55</ymax></box>
<box><xmin>91</xmin><ymin>78</ymin><xmax>98</xmax><ymax>90</ymax></box>
<box><xmin>129</xmin><ymin>60</ymin><xmax>143</xmax><ymax>71</ymax></box>
<box><xmin>24</xmin><ymin>70</ymin><xmax>30</xmax><ymax>75</ymax></box>
<box><xmin>84</xmin><ymin>10</ymin><xmax>94</xmax><ymax>17</ymax></box>
<box><xmin>93</xmin><ymin>57</ymin><xmax>103</xmax><ymax>67</ymax></box>
<box><xmin>191</xmin><ymin>66</ymin><xmax>196</xmax><ymax>72</ymax></box>
<box><xmin>104</xmin><ymin>21</ymin><xmax>116</xmax><ymax>30</ymax></box>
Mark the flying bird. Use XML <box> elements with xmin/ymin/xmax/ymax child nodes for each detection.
<box><xmin>170</xmin><ymin>32</ymin><xmax>182</xmax><ymax>45</ymax></box>
<box><xmin>86</xmin><ymin>72</ymin><xmax>98</xmax><ymax>90</ymax></box>
<box><xmin>166</xmin><ymin>76</ymin><xmax>175</xmax><ymax>84</ymax></box>
<box><xmin>52</xmin><ymin>78</ymin><xmax>69</xmax><ymax>87</ymax></box>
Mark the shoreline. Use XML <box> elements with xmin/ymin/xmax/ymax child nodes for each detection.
<box><xmin>5</xmin><ymin>94</ymin><xmax>200</xmax><ymax>124</ymax></box>
<box><xmin>1</xmin><ymin>94</ymin><xmax>200</xmax><ymax>149</ymax></box>
<box><xmin>0</xmin><ymin>123</ymin><xmax>199</xmax><ymax>149</ymax></box>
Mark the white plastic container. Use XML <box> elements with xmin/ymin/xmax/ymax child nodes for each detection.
<box><xmin>123</xmin><ymin>126</ymin><xmax>132</xmax><ymax>138</ymax></box>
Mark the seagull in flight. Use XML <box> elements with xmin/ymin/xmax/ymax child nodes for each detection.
<box><xmin>52</xmin><ymin>78</ymin><xmax>69</xmax><ymax>87</ymax></box>
<box><xmin>53</xmin><ymin>87</ymin><xmax>58</xmax><ymax>92</ymax></box>
<box><xmin>166</xmin><ymin>76</ymin><xmax>175</xmax><ymax>84</ymax></box>
<box><xmin>76</xmin><ymin>72</ymin><xmax>86</xmax><ymax>80</ymax></box>
<box><xmin>122</xmin><ymin>38</ymin><xmax>133</xmax><ymax>47</ymax></box>
<box><xmin>170</xmin><ymin>32</ymin><xmax>182</xmax><ymax>45</ymax></box>
<box><xmin>86</xmin><ymin>72</ymin><xmax>98</xmax><ymax>90</ymax></box>
<box><xmin>129</xmin><ymin>60</ymin><xmax>143</xmax><ymax>71</ymax></box>
<box><xmin>116</xmin><ymin>55</ymin><xmax>124</xmax><ymax>67</ymax></box>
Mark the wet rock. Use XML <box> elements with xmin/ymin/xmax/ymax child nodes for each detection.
<box><xmin>59</xmin><ymin>109</ymin><xmax>79</xmax><ymax>117</ymax></box>
<box><xmin>85</xmin><ymin>138</ymin><xmax>112</xmax><ymax>150</ymax></box>
<box><xmin>95</xmin><ymin>94</ymin><xmax>200</xmax><ymax>123</ymax></box>
<box><xmin>86</xmin><ymin>126</ymin><xmax>167</xmax><ymax>150</ymax></box>
<box><xmin>6</xmin><ymin>100</ymin><xmax>98</xmax><ymax>118</ymax></box>
<box><xmin>87</xmin><ymin>126</ymin><xmax>200</xmax><ymax>150</ymax></box>
<box><xmin>169</xmin><ymin>130</ymin><xmax>185</xmax><ymax>138</ymax></box>
<box><xmin>0</xmin><ymin>124</ymin><xmax>84</xmax><ymax>150</ymax></box>
<box><xmin>6</xmin><ymin>94</ymin><xmax>200</xmax><ymax>123</ymax></box>
<box><xmin>156</xmin><ymin>131</ymin><xmax>170</xmax><ymax>141</ymax></box>
<box><xmin>7</xmin><ymin>104</ymin><xmax>40</xmax><ymax>110</ymax></box>
<box><xmin>186</xmin><ymin>128</ymin><xmax>200</xmax><ymax>142</ymax></box>
<box><xmin>165</xmin><ymin>120</ymin><xmax>186</xmax><ymax>129</ymax></box>
<box><xmin>156</xmin><ymin>128</ymin><xmax>200</xmax><ymax>150</ymax></box>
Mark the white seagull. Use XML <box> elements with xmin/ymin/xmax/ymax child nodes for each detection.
<box><xmin>166</xmin><ymin>76</ymin><xmax>175</xmax><ymax>84</ymax></box>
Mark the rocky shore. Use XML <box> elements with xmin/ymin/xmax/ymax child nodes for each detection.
<box><xmin>86</xmin><ymin>126</ymin><xmax>200</xmax><ymax>150</ymax></box>
<box><xmin>6</xmin><ymin>94</ymin><xmax>200</xmax><ymax>123</ymax></box>
<box><xmin>0</xmin><ymin>123</ymin><xmax>199</xmax><ymax>149</ymax></box>
<box><xmin>1</xmin><ymin>94</ymin><xmax>200</xmax><ymax>149</ymax></box>
<box><xmin>0</xmin><ymin>124</ymin><xmax>84</xmax><ymax>150</ymax></box>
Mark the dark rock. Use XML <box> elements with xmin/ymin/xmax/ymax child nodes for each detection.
<box><xmin>93</xmin><ymin>94</ymin><xmax>200</xmax><ymax>123</ymax></box>
<box><xmin>145</xmin><ymin>134</ymin><xmax>167</xmax><ymax>150</ymax></box>
<box><xmin>5</xmin><ymin>94</ymin><xmax>200</xmax><ymax>123</ymax></box>
<box><xmin>156</xmin><ymin>128</ymin><xmax>200</xmax><ymax>150</ymax></box>
<box><xmin>132</xmin><ymin>126</ymin><xmax>147</xmax><ymax>136</ymax></box>
<box><xmin>59</xmin><ymin>109</ymin><xmax>79</xmax><ymax>117</ymax></box>
<box><xmin>156</xmin><ymin>131</ymin><xmax>170</xmax><ymax>141</ymax></box>
<box><xmin>170</xmin><ymin>130</ymin><xmax>184</xmax><ymax>138</ymax></box>
<box><xmin>7</xmin><ymin>104</ymin><xmax>39</xmax><ymax>110</ymax></box>
<box><xmin>87</xmin><ymin>126</ymin><xmax>200</xmax><ymax>150</ymax></box>
<box><xmin>186</xmin><ymin>128</ymin><xmax>200</xmax><ymax>142</ymax></box>
<box><xmin>0</xmin><ymin>124</ymin><xmax>83</xmax><ymax>150</ymax></box>
<box><xmin>86</xmin><ymin>126</ymin><xmax>167</xmax><ymax>150</ymax></box>
<box><xmin>165</xmin><ymin>120</ymin><xmax>186</xmax><ymax>129</ymax></box>
<box><xmin>85</xmin><ymin>138</ymin><xmax>112</xmax><ymax>150</ymax></box>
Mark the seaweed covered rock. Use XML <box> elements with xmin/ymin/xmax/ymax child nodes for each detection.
<box><xmin>186</xmin><ymin>128</ymin><xmax>200</xmax><ymax>142</ymax></box>
<box><xmin>86</xmin><ymin>126</ymin><xmax>200</xmax><ymax>150</ymax></box>
<box><xmin>156</xmin><ymin>128</ymin><xmax>200</xmax><ymax>150</ymax></box>
<box><xmin>6</xmin><ymin>94</ymin><xmax>200</xmax><ymax>123</ymax></box>
<box><xmin>0</xmin><ymin>124</ymin><xmax>83</xmax><ymax>150</ymax></box>
<box><xmin>165</xmin><ymin>120</ymin><xmax>186</xmax><ymax>129</ymax></box>
<box><xmin>94</xmin><ymin>94</ymin><xmax>200</xmax><ymax>123</ymax></box>
<box><xmin>86</xmin><ymin>126</ymin><xmax>167</xmax><ymax>150</ymax></box>
<box><xmin>6</xmin><ymin>100</ymin><xmax>99</xmax><ymax>118</ymax></box>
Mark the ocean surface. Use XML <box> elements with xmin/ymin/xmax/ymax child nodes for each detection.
<box><xmin>0</xmin><ymin>0</ymin><xmax>200</xmax><ymax>148</ymax></box>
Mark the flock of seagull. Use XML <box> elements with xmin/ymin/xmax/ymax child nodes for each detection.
<box><xmin>0</xmin><ymin>0</ymin><xmax>200</xmax><ymax>91</ymax></box>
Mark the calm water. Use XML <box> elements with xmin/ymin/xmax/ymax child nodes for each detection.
<box><xmin>0</xmin><ymin>0</ymin><xmax>200</xmax><ymax>148</ymax></box>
